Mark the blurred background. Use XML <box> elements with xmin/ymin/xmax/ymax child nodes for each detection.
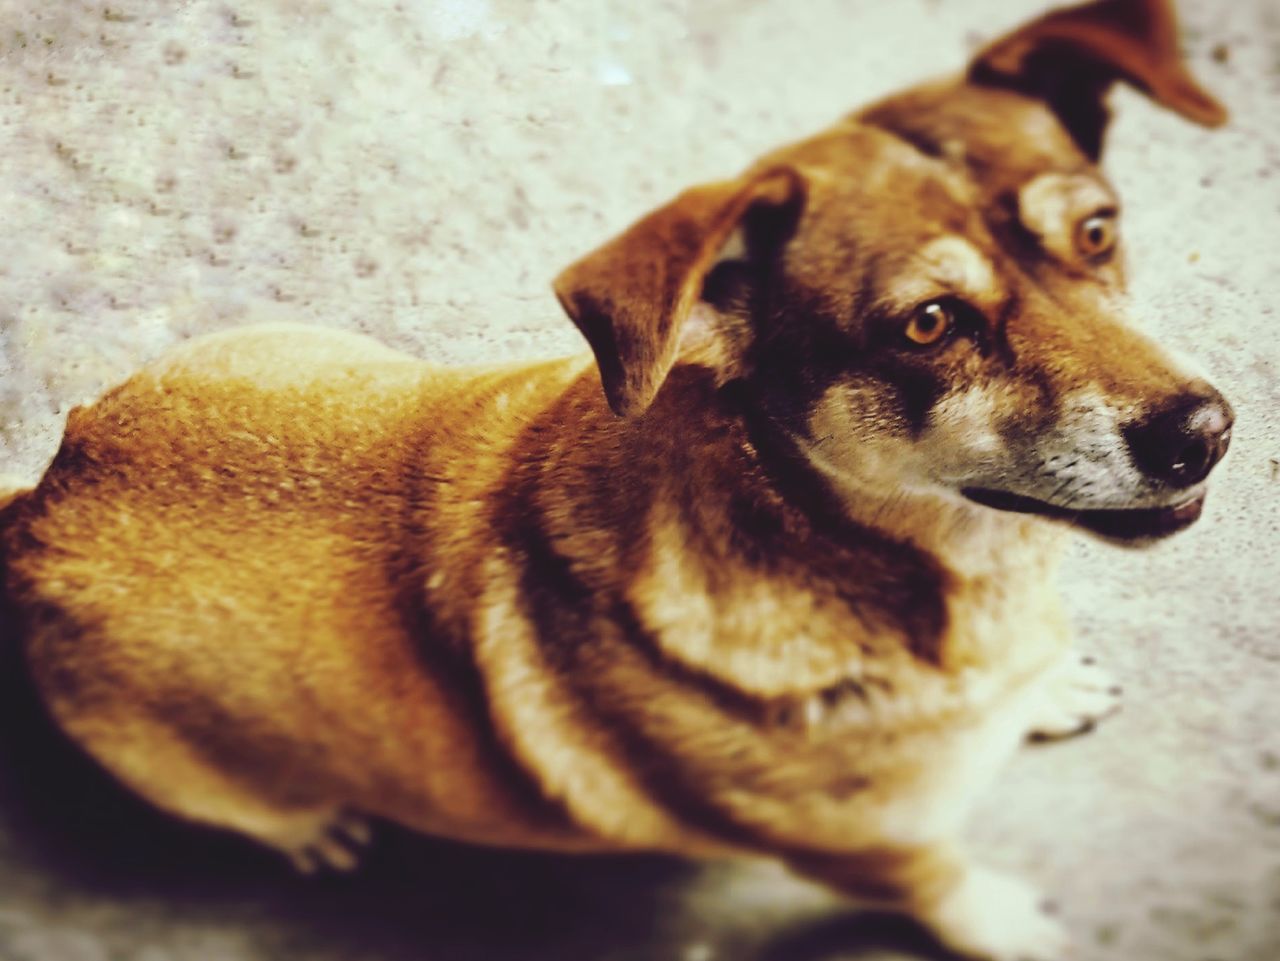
<box><xmin>0</xmin><ymin>1</ymin><xmax>1276</xmax><ymax>959</ymax></box>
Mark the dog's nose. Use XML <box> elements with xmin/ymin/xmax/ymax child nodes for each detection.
<box><xmin>1124</xmin><ymin>392</ymin><xmax>1234</xmax><ymax>488</ymax></box>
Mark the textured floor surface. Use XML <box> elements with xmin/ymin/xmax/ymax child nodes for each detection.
<box><xmin>0</xmin><ymin>1</ymin><xmax>1277</xmax><ymax>959</ymax></box>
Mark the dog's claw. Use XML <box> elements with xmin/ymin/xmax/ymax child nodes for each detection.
<box><xmin>1027</xmin><ymin>653</ymin><xmax>1122</xmax><ymax>741</ymax></box>
<box><xmin>332</xmin><ymin>810</ymin><xmax>374</xmax><ymax>846</ymax></box>
<box><xmin>275</xmin><ymin>809</ymin><xmax>373</xmax><ymax>874</ymax></box>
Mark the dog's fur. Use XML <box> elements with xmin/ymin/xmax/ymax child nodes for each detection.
<box><xmin>0</xmin><ymin>1</ymin><xmax>1233</xmax><ymax>958</ymax></box>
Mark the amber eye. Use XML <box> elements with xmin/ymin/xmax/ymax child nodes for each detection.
<box><xmin>1076</xmin><ymin>213</ymin><xmax>1117</xmax><ymax>260</ymax></box>
<box><xmin>904</xmin><ymin>301</ymin><xmax>953</xmax><ymax>347</ymax></box>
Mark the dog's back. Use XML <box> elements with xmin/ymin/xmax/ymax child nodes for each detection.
<box><xmin>0</xmin><ymin>323</ymin><xmax>608</xmax><ymax>853</ymax></box>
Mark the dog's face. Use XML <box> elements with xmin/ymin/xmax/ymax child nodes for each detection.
<box><xmin>556</xmin><ymin>0</ymin><xmax>1233</xmax><ymax>546</ymax></box>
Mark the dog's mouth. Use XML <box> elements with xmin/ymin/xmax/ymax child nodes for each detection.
<box><xmin>960</xmin><ymin>487</ymin><xmax>1206</xmax><ymax>543</ymax></box>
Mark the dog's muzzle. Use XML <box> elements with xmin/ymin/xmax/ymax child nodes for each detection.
<box><xmin>962</xmin><ymin>389</ymin><xmax>1234</xmax><ymax>544</ymax></box>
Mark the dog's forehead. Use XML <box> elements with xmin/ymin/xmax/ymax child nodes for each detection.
<box><xmin>773</xmin><ymin>123</ymin><xmax>981</xmax><ymax>239</ymax></box>
<box><xmin>767</xmin><ymin>123</ymin><xmax>999</xmax><ymax>300</ymax></box>
<box><xmin>784</xmin><ymin>122</ymin><xmax>972</xmax><ymax>199</ymax></box>
<box><xmin>857</xmin><ymin>78</ymin><xmax>1095</xmax><ymax>188</ymax></box>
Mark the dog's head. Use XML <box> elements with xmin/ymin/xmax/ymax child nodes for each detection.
<box><xmin>555</xmin><ymin>0</ymin><xmax>1233</xmax><ymax>546</ymax></box>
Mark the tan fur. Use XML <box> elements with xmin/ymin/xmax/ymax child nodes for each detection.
<box><xmin>1</xmin><ymin>3</ymin><xmax>1232</xmax><ymax>960</ymax></box>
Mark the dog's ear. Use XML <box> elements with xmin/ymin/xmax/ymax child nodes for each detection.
<box><xmin>969</xmin><ymin>0</ymin><xmax>1227</xmax><ymax>159</ymax></box>
<box><xmin>554</xmin><ymin>167</ymin><xmax>805</xmax><ymax>418</ymax></box>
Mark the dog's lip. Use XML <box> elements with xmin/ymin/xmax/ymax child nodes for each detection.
<box><xmin>960</xmin><ymin>487</ymin><xmax>1207</xmax><ymax>542</ymax></box>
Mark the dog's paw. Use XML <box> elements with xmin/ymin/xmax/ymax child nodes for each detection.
<box><xmin>1026</xmin><ymin>654</ymin><xmax>1122</xmax><ymax>742</ymax></box>
<box><xmin>266</xmin><ymin>808</ymin><xmax>374</xmax><ymax>874</ymax></box>
<box><xmin>924</xmin><ymin>867</ymin><xmax>1069</xmax><ymax>961</ymax></box>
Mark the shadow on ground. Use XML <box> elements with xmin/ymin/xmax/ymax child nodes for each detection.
<box><xmin>0</xmin><ymin>638</ymin><xmax>948</xmax><ymax>961</ymax></box>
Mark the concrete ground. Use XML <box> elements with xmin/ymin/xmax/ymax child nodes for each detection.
<box><xmin>0</xmin><ymin>1</ymin><xmax>1277</xmax><ymax>959</ymax></box>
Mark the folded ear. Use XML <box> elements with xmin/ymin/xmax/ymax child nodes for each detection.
<box><xmin>554</xmin><ymin>167</ymin><xmax>806</xmax><ymax>418</ymax></box>
<box><xmin>969</xmin><ymin>0</ymin><xmax>1227</xmax><ymax>159</ymax></box>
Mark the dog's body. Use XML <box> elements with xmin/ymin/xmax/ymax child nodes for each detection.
<box><xmin>0</xmin><ymin>1</ymin><xmax>1234</xmax><ymax>958</ymax></box>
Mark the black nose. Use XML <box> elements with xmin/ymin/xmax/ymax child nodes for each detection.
<box><xmin>1124</xmin><ymin>392</ymin><xmax>1234</xmax><ymax>488</ymax></box>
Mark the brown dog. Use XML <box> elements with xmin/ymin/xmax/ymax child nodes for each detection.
<box><xmin>0</xmin><ymin>0</ymin><xmax>1232</xmax><ymax>958</ymax></box>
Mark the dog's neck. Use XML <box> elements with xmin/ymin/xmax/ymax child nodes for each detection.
<box><xmin>526</xmin><ymin>364</ymin><xmax>1065</xmax><ymax>684</ymax></box>
<box><xmin>719</xmin><ymin>376</ymin><xmax>1064</xmax><ymax>582</ymax></box>
<box><xmin>727</xmin><ymin>402</ymin><xmax>1068</xmax><ymax>676</ymax></box>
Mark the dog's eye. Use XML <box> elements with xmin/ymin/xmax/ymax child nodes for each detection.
<box><xmin>904</xmin><ymin>301</ymin><xmax>953</xmax><ymax>347</ymax></box>
<box><xmin>1076</xmin><ymin>213</ymin><xmax>1117</xmax><ymax>261</ymax></box>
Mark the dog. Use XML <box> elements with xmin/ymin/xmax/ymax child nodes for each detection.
<box><xmin>0</xmin><ymin>0</ymin><xmax>1232</xmax><ymax>958</ymax></box>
